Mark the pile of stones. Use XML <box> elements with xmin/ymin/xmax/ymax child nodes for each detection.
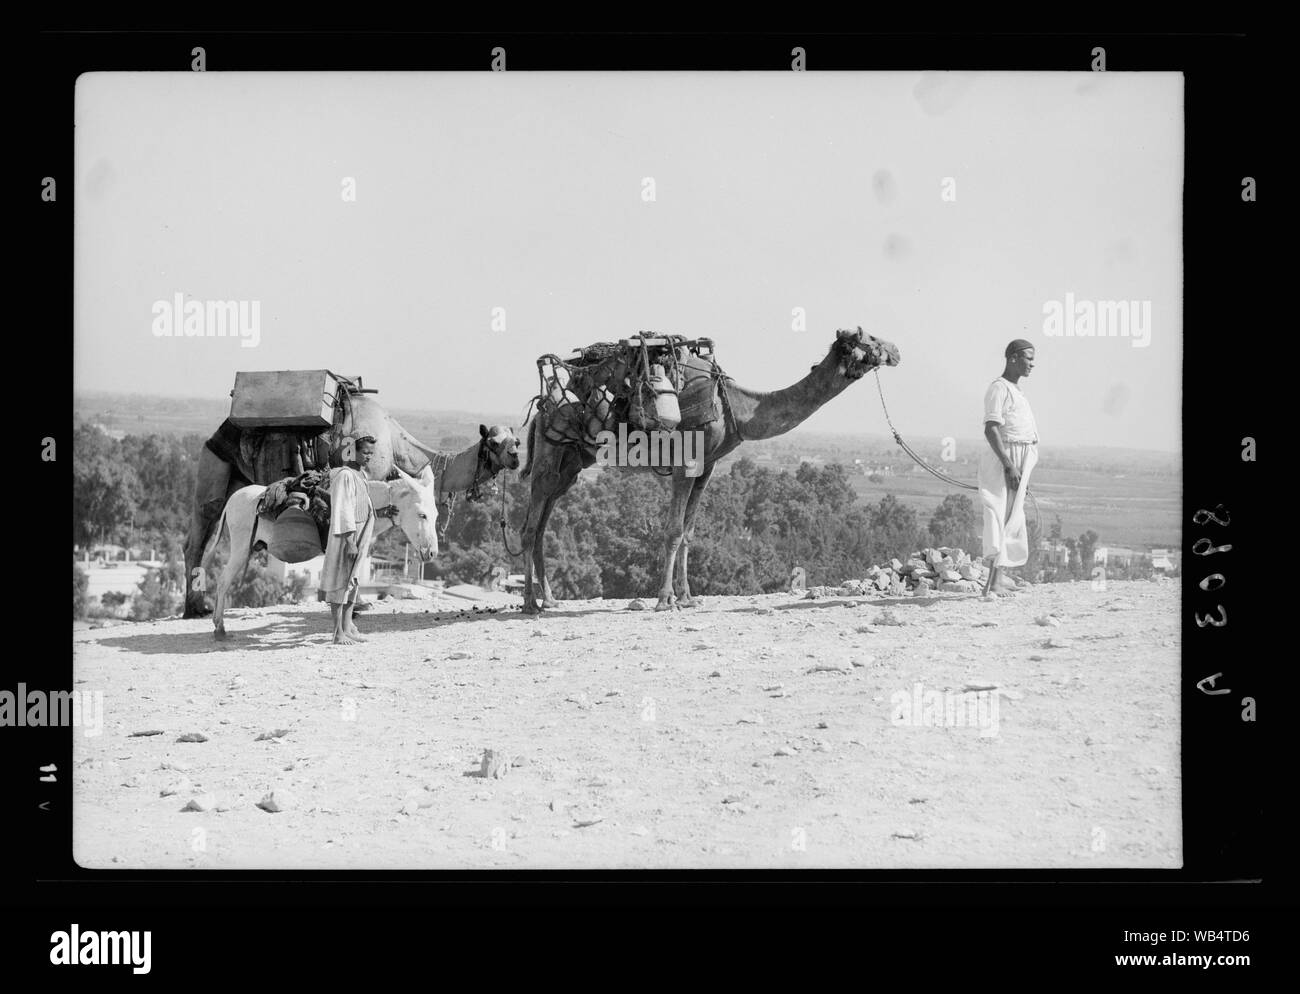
<box><xmin>805</xmin><ymin>548</ymin><xmax>989</xmax><ymax>598</ymax></box>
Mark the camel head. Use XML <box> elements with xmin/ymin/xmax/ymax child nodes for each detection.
<box><xmin>388</xmin><ymin>465</ymin><xmax>439</xmax><ymax>562</ymax></box>
<box><xmin>829</xmin><ymin>327</ymin><xmax>902</xmax><ymax>380</ymax></box>
<box><xmin>480</xmin><ymin>424</ymin><xmax>521</xmax><ymax>472</ymax></box>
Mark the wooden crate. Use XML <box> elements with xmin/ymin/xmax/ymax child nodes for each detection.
<box><xmin>229</xmin><ymin>370</ymin><xmax>341</xmax><ymax>429</ymax></box>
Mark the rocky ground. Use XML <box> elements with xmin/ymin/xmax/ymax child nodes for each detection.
<box><xmin>72</xmin><ymin>580</ymin><xmax>1180</xmax><ymax>869</ymax></box>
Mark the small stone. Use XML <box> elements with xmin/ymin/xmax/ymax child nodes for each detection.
<box><xmin>129</xmin><ymin>729</ymin><xmax>165</xmax><ymax>737</ymax></box>
<box><xmin>160</xmin><ymin>779</ymin><xmax>193</xmax><ymax>797</ymax></box>
<box><xmin>972</xmin><ymin>620</ymin><xmax>999</xmax><ymax>628</ymax></box>
<box><xmin>1035</xmin><ymin>615</ymin><xmax>1061</xmax><ymax>627</ymax></box>
<box><xmin>229</xmin><ymin>675</ymin><xmax>247</xmax><ymax>689</ymax></box>
<box><xmin>256</xmin><ymin>790</ymin><xmax>294</xmax><ymax>813</ymax></box>
<box><xmin>709</xmin><ymin>670</ymin><xmax>721</xmax><ymax>678</ymax></box>
<box><xmin>254</xmin><ymin>728</ymin><xmax>291</xmax><ymax>741</ymax></box>
<box><xmin>176</xmin><ymin>732</ymin><xmax>208</xmax><ymax>743</ymax></box>
<box><xmin>182</xmin><ymin>793</ymin><xmax>218</xmax><ymax>812</ymax></box>
<box><xmin>1045</xmin><ymin>637</ymin><xmax>1075</xmax><ymax>649</ymax></box>
<box><xmin>531</xmin><ymin>628</ymin><xmax>551</xmax><ymax>638</ymax></box>
<box><xmin>447</xmin><ymin>651</ymin><xmax>472</xmax><ymax>660</ymax></box>
<box><xmin>479</xmin><ymin>749</ymin><xmax>511</xmax><ymax>779</ymax></box>
<box><xmin>626</xmin><ymin>599</ymin><xmax>646</xmax><ymax>611</ymax></box>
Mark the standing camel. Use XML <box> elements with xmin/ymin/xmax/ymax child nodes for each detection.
<box><xmin>183</xmin><ymin>391</ymin><xmax>519</xmax><ymax>617</ymax></box>
<box><xmin>517</xmin><ymin>327</ymin><xmax>901</xmax><ymax>613</ymax></box>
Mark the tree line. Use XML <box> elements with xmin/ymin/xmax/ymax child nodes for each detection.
<box><xmin>73</xmin><ymin>424</ymin><xmax>1145</xmax><ymax>621</ymax></box>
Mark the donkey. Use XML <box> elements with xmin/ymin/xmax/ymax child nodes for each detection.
<box><xmin>201</xmin><ymin>465</ymin><xmax>439</xmax><ymax>639</ymax></box>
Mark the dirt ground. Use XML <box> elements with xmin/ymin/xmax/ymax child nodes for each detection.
<box><xmin>71</xmin><ymin>580</ymin><xmax>1181</xmax><ymax>869</ymax></box>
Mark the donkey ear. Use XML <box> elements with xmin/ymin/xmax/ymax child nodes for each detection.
<box><xmin>479</xmin><ymin>424</ymin><xmax>488</xmax><ymax>438</ymax></box>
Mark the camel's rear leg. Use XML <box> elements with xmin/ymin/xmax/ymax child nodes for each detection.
<box><xmin>675</xmin><ymin>464</ymin><xmax>715</xmax><ymax>608</ymax></box>
<box><xmin>655</xmin><ymin>473</ymin><xmax>695</xmax><ymax>611</ymax></box>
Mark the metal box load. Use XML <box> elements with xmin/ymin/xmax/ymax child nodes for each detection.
<box><xmin>228</xmin><ymin>370</ymin><xmax>344</xmax><ymax>430</ymax></box>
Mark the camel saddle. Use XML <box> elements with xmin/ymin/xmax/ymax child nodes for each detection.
<box><xmin>205</xmin><ymin>371</ymin><xmax>365</xmax><ymax>485</ymax></box>
<box><xmin>536</xmin><ymin>333</ymin><xmax>723</xmax><ymax>447</ymax></box>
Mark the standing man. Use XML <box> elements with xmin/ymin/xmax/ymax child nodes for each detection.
<box><xmin>321</xmin><ymin>433</ymin><xmax>377</xmax><ymax>645</ymax></box>
<box><xmin>979</xmin><ymin>340</ymin><xmax>1039</xmax><ymax>598</ymax></box>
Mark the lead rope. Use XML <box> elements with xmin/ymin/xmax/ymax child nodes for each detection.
<box><xmin>871</xmin><ymin>369</ymin><xmax>1042</xmax><ymax>539</ymax></box>
<box><xmin>499</xmin><ymin>480</ymin><xmax>523</xmax><ymax>557</ymax></box>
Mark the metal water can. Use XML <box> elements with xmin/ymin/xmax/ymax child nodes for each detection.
<box><xmin>268</xmin><ymin>507</ymin><xmax>325</xmax><ymax>563</ymax></box>
<box><xmin>646</xmin><ymin>364</ymin><xmax>681</xmax><ymax>430</ymax></box>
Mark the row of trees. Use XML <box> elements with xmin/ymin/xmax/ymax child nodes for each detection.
<box><xmin>427</xmin><ymin>459</ymin><xmax>985</xmax><ymax>599</ymax></box>
<box><xmin>75</xmin><ymin>422</ymin><xmax>1153</xmax><ymax>620</ymax></box>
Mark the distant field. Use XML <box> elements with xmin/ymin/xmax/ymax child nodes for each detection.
<box><xmin>838</xmin><ymin>465</ymin><xmax>1180</xmax><ymax>549</ymax></box>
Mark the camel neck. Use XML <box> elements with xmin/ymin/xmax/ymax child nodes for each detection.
<box><xmin>725</xmin><ymin>355</ymin><xmax>852</xmax><ymax>441</ymax></box>
<box><xmin>437</xmin><ymin>441</ymin><xmax>486</xmax><ymax>495</ymax></box>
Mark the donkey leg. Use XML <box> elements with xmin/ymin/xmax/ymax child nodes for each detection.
<box><xmin>214</xmin><ymin>518</ymin><xmax>253</xmax><ymax>640</ymax></box>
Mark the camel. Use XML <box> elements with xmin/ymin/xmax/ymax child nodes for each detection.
<box><xmin>201</xmin><ymin>465</ymin><xmax>440</xmax><ymax>639</ymax></box>
<box><xmin>183</xmin><ymin>391</ymin><xmax>520</xmax><ymax>617</ymax></box>
<box><xmin>516</xmin><ymin>327</ymin><xmax>901</xmax><ymax>613</ymax></box>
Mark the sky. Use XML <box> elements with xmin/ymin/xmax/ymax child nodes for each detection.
<box><xmin>74</xmin><ymin>71</ymin><xmax>1182</xmax><ymax>451</ymax></box>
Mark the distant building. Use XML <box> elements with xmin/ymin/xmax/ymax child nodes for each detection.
<box><xmin>1039</xmin><ymin>540</ymin><xmax>1070</xmax><ymax>567</ymax></box>
<box><xmin>91</xmin><ymin>422</ymin><xmax>127</xmax><ymax>441</ymax></box>
<box><xmin>1149</xmin><ymin>548</ymin><xmax>1180</xmax><ymax>572</ymax></box>
<box><xmin>1094</xmin><ymin>546</ymin><xmax>1135</xmax><ymax>568</ymax></box>
<box><xmin>268</xmin><ymin>554</ymin><xmax>327</xmax><ymax>588</ymax></box>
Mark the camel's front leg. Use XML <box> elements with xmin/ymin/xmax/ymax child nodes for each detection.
<box><xmin>535</xmin><ymin>493</ymin><xmax>562</xmax><ymax>610</ymax></box>
<box><xmin>655</xmin><ymin>474</ymin><xmax>694</xmax><ymax>611</ymax></box>
<box><xmin>520</xmin><ymin>489</ymin><xmax>547</xmax><ymax>615</ymax></box>
<box><xmin>675</xmin><ymin>464</ymin><xmax>715</xmax><ymax>608</ymax></box>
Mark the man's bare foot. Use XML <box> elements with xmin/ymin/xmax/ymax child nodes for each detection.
<box><xmin>333</xmin><ymin>632</ymin><xmax>359</xmax><ymax>645</ymax></box>
<box><xmin>346</xmin><ymin>627</ymin><xmax>367</xmax><ymax>641</ymax></box>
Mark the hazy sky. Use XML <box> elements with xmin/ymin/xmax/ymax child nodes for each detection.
<box><xmin>75</xmin><ymin>71</ymin><xmax>1182</xmax><ymax>451</ymax></box>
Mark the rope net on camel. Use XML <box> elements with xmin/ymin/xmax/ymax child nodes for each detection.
<box><xmin>533</xmin><ymin>333</ymin><xmax>726</xmax><ymax>455</ymax></box>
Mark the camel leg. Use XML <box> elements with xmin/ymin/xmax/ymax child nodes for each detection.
<box><xmin>675</xmin><ymin>464</ymin><xmax>715</xmax><ymax>608</ymax></box>
<box><xmin>655</xmin><ymin>473</ymin><xmax>695</xmax><ymax>611</ymax></box>
<box><xmin>519</xmin><ymin>426</ymin><xmax>583</xmax><ymax>614</ymax></box>
<box><xmin>184</xmin><ymin>447</ymin><xmax>235</xmax><ymax>618</ymax></box>
<box><xmin>535</xmin><ymin>491</ymin><xmax>563</xmax><ymax>610</ymax></box>
<box><xmin>521</xmin><ymin>482</ymin><xmax>552</xmax><ymax>616</ymax></box>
